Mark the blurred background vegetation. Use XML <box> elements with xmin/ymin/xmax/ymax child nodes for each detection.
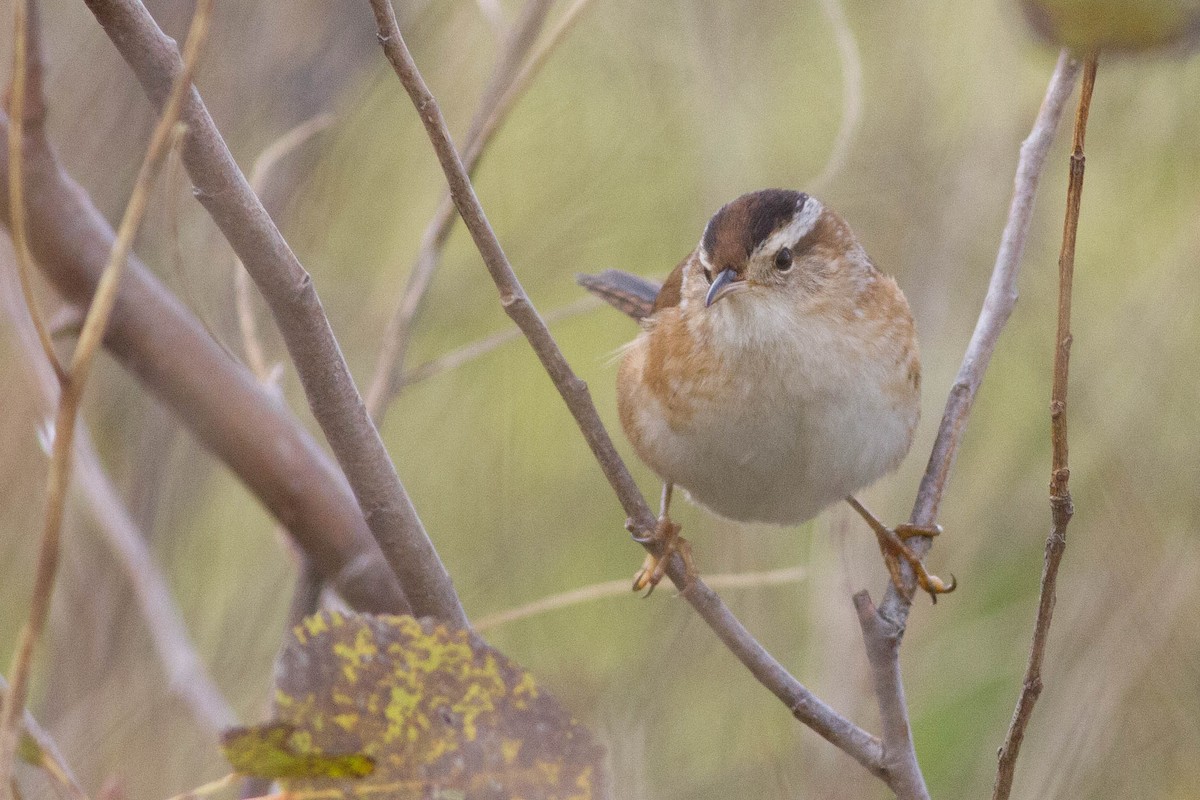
<box><xmin>2</xmin><ymin>0</ymin><xmax>1199</xmax><ymax>798</ymax></box>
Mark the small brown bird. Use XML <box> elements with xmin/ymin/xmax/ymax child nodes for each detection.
<box><xmin>579</xmin><ymin>189</ymin><xmax>953</xmax><ymax>599</ymax></box>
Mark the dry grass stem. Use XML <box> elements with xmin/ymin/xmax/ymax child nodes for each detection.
<box><xmin>474</xmin><ymin>566</ymin><xmax>805</xmax><ymax>632</ymax></box>
<box><xmin>6</xmin><ymin>0</ymin><xmax>63</xmax><ymax>381</ymax></box>
<box><xmin>992</xmin><ymin>51</ymin><xmax>1098</xmax><ymax>800</ymax></box>
<box><xmin>368</xmin><ymin>1</ymin><xmax>890</xmax><ymax>782</ymax></box>
<box><xmin>3</xmin><ymin>259</ymin><xmax>235</xmax><ymax>733</ymax></box>
<box><xmin>0</xmin><ymin>2</ymin><xmax>213</xmax><ymax>794</ymax></box>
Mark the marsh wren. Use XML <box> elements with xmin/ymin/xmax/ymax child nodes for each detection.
<box><xmin>580</xmin><ymin>189</ymin><xmax>953</xmax><ymax>600</ymax></box>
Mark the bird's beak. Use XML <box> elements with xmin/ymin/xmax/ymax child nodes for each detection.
<box><xmin>705</xmin><ymin>268</ymin><xmax>744</xmax><ymax>307</ymax></box>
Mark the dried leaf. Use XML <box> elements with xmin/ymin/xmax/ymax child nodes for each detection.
<box><xmin>226</xmin><ymin>612</ymin><xmax>605</xmax><ymax>800</ymax></box>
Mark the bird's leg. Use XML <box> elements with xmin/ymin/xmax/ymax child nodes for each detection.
<box><xmin>845</xmin><ymin>496</ymin><xmax>956</xmax><ymax>602</ymax></box>
<box><xmin>629</xmin><ymin>482</ymin><xmax>695</xmax><ymax>595</ymax></box>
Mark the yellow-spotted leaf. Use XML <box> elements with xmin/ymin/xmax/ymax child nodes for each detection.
<box><xmin>1019</xmin><ymin>0</ymin><xmax>1200</xmax><ymax>53</ymax></box>
<box><xmin>226</xmin><ymin>612</ymin><xmax>605</xmax><ymax>800</ymax></box>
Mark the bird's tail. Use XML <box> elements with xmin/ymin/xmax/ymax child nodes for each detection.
<box><xmin>576</xmin><ymin>269</ymin><xmax>661</xmax><ymax>321</ymax></box>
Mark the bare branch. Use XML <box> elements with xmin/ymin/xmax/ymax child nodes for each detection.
<box><xmin>853</xmin><ymin>592</ymin><xmax>929</xmax><ymax>800</ymax></box>
<box><xmin>5</xmin><ymin>0</ymin><xmax>64</xmax><ymax>381</ymax></box>
<box><xmin>992</xmin><ymin>52</ymin><xmax>1097</xmax><ymax>800</ymax></box>
<box><xmin>365</xmin><ymin>0</ymin><xmax>598</xmax><ymax>421</ymax></box>
<box><xmin>367</xmin><ymin>2</ymin><xmax>891</xmax><ymax>781</ymax></box>
<box><xmin>0</xmin><ymin>29</ymin><xmax>411</xmax><ymax>621</ymax></box>
<box><xmin>0</xmin><ymin>3</ymin><xmax>213</xmax><ymax>793</ymax></box>
<box><xmin>81</xmin><ymin>0</ymin><xmax>465</xmax><ymax>626</ymax></box>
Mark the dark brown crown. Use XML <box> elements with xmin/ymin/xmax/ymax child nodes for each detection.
<box><xmin>700</xmin><ymin>189</ymin><xmax>809</xmax><ymax>272</ymax></box>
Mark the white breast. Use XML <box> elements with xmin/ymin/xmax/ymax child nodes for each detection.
<box><xmin>622</xmin><ymin>291</ymin><xmax>917</xmax><ymax>526</ymax></box>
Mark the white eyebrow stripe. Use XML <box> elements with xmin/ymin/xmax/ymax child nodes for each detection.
<box><xmin>755</xmin><ymin>196</ymin><xmax>823</xmax><ymax>256</ymax></box>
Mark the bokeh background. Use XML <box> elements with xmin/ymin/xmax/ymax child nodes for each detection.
<box><xmin>2</xmin><ymin>0</ymin><xmax>1199</xmax><ymax>798</ymax></box>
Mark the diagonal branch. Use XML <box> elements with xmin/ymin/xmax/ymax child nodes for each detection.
<box><xmin>367</xmin><ymin>0</ymin><xmax>891</xmax><ymax>783</ymax></box>
<box><xmin>81</xmin><ymin>0</ymin><xmax>466</xmax><ymax>626</ymax></box>
<box><xmin>992</xmin><ymin>51</ymin><xmax>1098</xmax><ymax>800</ymax></box>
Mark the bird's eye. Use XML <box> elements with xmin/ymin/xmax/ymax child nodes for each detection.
<box><xmin>703</xmin><ymin>265</ymin><xmax>712</xmax><ymax>283</ymax></box>
<box><xmin>774</xmin><ymin>247</ymin><xmax>793</xmax><ymax>271</ymax></box>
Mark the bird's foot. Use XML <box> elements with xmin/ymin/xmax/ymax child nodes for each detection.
<box><xmin>883</xmin><ymin>523</ymin><xmax>956</xmax><ymax>602</ymax></box>
<box><xmin>630</xmin><ymin>515</ymin><xmax>694</xmax><ymax>596</ymax></box>
<box><xmin>845</xmin><ymin>497</ymin><xmax>956</xmax><ymax>603</ymax></box>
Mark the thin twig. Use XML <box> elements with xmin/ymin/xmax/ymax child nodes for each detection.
<box><xmin>402</xmin><ymin>295</ymin><xmax>600</xmax><ymax>387</ymax></box>
<box><xmin>0</xmin><ymin>4</ymin><xmax>213</xmax><ymax>795</ymax></box>
<box><xmin>365</xmin><ymin>0</ymin><xmax>597</xmax><ymax>421</ymax></box>
<box><xmin>83</xmin><ymin>0</ymin><xmax>464</xmax><ymax>626</ymax></box>
<box><xmin>0</xmin><ymin>676</ymin><xmax>88</xmax><ymax>800</ymax></box>
<box><xmin>474</xmin><ymin>566</ymin><xmax>805</xmax><ymax>632</ymax></box>
<box><xmin>808</xmin><ymin>0</ymin><xmax>862</xmax><ymax>194</ymax></box>
<box><xmin>236</xmin><ymin>113</ymin><xmax>335</xmax><ymax>384</ymax></box>
<box><xmin>881</xmin><ymin>50</ymin><xmax>1083</xmax><ymax>624</ymax></box>
<box><xmin>842</xmin><ymin>51</ymin><xmax>1082</xmax><ymax>800</ymax></box>
<box><xmin>6</xmin><ymin>0</ymin><xmax>63</xmax><ymax>381</ymax></box>
<box><xmin>368</xmin><ymin>3</ymin><xmax>890</xmax><ymax>782</ymax></box>
<box><xmin>992</xmin><ymin>52</ymin><xmax>1097</xmax><ymax>800</ymax></box>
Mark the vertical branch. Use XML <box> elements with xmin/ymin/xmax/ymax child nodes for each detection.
<box><xmin>0</xmin><ymin>3</ymin><xmax>213</xmax><ymax>795</ymax></box>
<box><xmin>6</xmin><ymin>0</ymin><xmax>64</xmax><ymax>380</ymax></box>
<box><xmin>992</xmin><ymin>51</ymin><xmax>1098</xmax><ymax>800</ymax></box>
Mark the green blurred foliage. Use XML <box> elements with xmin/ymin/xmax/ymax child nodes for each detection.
<box><xmin>2</xmin><ymin>1</ymin><xmax>1200</xmax><ymax>799</ymax></box>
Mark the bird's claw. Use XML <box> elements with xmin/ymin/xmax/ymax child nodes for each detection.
<box><xmin>631</xmin><ymin>516</ymin><xmax>694</xmax><ymax>596</ymax></box>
